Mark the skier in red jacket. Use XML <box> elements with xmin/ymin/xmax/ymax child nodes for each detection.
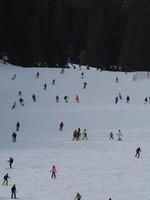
<box><xmin>75</xmin><ymin>95</ymin><xmax>80</xmax><ymax>103</ymax></box>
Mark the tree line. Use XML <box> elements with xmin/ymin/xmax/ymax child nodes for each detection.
<box><xmin>0</xmin><ymin>0</ymin><xmax>150</xmax><ymax>70</ymax></box>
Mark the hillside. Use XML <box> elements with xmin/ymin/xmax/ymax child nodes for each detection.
<box><xmin>0</xmin><ymin>62</ymin><xmax>149</xmax><ymax>200</ymax></box>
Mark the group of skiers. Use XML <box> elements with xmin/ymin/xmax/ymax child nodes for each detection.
<box><xmin>115</xmin><ymin>94</ymin><xmax>130</xmax><ymax>104</ymax></box>
<box><xmin>109</xmin><ymin>130</ymin><xmax>122</xmax><ymax>141</ymax></box>
<box><xmin>72</xmin><ymin>128</ymin><xmax>88</xmax><ymax>141</ymax></box>
<box><xmin>55</xmin><ymin>95</ymin><xmax>80</xmax><ymax>103</ymax></box>
<box><xmin>8</xmin><ymin>67</ymin><xmax>143</xmax><ymax>200</ymax></box>
<box><xmin>2</xmin><ymin>157</ymin><xmax>17</xmax><ymax>199</ymax></box>
<box><xmin>109</xmin><ymin>131</ymin><xmax>142</xmax><ymax>157</ymax></box>
<box><xmin>12</xmin><ymin>92</ymin><xmax>80</xmax><ymax>110</ymax></box>
<box><xmin>11</xmin><ymin>122</ymin><xmax>20</xmax><ymax>142</ymax></box>
<box><xmin>11</xmin><ymin>73</ymin><xmax>57</xmax><ymax>109</ymax></box>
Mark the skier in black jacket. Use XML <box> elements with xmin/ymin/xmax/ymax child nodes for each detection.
<box><xmin>2</xmin><ymin>173</ymin><xmax>10</xmax><ymax>185</ymax></box>
<box><xmin>135</xmin><ymin>147</ymin><xmax>141</xmax><ymax>158</ymax></box>
<box><xmin>11</xmin><ymin>184</ymin><xmax>17</xmax><ymax>199</ymax></box>
<box><xmin>8</xmin><ymin>157</ymin><xmax>13</xmax><ymax>168</ymax></box>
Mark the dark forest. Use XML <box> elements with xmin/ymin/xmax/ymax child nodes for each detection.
<box><xmin>0</xmin><ymin>0</ymin><xmax>150</xmax><ymax>70</ymax></box>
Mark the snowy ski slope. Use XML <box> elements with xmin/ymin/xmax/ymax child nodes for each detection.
<box><xmin>0</xmin><ymin>62</ymin><xmax>150</xmax><ymax>200</ymax></box>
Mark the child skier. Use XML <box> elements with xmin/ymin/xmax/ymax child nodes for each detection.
<box><xmin>50</xmin><ymin>165</ymin><xmax>57</xmax><ymax>179</ymax></box>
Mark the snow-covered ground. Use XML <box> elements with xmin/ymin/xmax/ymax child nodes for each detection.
<box><xmin>0</xmin><ymin>62</ymin><xmax>149</xmax><ymax>200</ymax></box>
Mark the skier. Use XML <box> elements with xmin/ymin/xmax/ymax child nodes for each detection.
<box><xmin>18</xmin><ymin>91</ymin><xmax>22</xmax><ymax>96</ymax></box>
<box><xmin>50</xmin><ymin>165</ymin><xmax>57</xmax><ymax>179</ymax></box>
<box><xmin>126</xmin><ymin>95</ymin><xmax>130</xmax><ymax>103</ymax></box>
<box><xmin>115</xmin><ymin>76</ymin><xmax>118</xmax><ymax>83</ymax></box>
<box><xmin>11</xmin><ymin>102</ymin><xmax>16</xmax><ymax>110</ymax></box>
<box><xmin>83</xmin><ymin>81</ymin><xmax>87</xmax><ymax>89</ymax></box>
<box><xmin>76</xmin><ymin>128</ymin><xmax>81</xmax><ymax>141</ymax></box>
<box><xmin>74</xmin><ymin>192</ymin><xmax>82</xmax><ymax>200</ymax></box>
<box><xmin>144</xmin><ymin>97</ymin><xmax>148</xmax><ymax>104</ymax></box>
<box><xmin>56</xmin><ymin>95</ymin><xmax>59</xmax><ymax>103</ymax></box>
<box><xmin>59</xmin><ymin>121</ymin><xmax>64</xmax><ymax>131</ymax></box>
<box><xmin>82</xmin><ymin>129</ymin><xmax>88</xmax><ymax>140</ymax></box>
<box><xmin>64</xmin><ymin>96</ymin><xmax>69</xmax><ymax>103</ymax></box>
<box><xmin>8</xmin><ymin>157</ymin><xmax>13</xmax><ymax>168</ymax></box>
<box><xmin>32</xmin><ymin>94</ymin><xmax>36</xmax><ymax>102</ymax></box>
<box><xmin>52</xmin><ymin>79</ymin><xmax>55</xmax><ymax>85</ymax></box>
<box><xmin>44</xmin><ymin>83</ymin><xmax>47</xmax><ymax>90</ymax></box>
<box><xmin>109</xmin><ymin>132</ymin><xmax>114</xmax><ymax>140</ymax></box>
<box><xmin>118</xmin><ymin>93</ymin><xmax>122</xmax><ymax>100</ymax></box>
<box><xmin>2</xmin><ymin>173</ymin><xmax>10</xmax><ymax>185</ymax></box>
<box><xmin>72</xmin><ymin>129</ymin><xmax>77</xmax><ymax>141</ymax></box>
<box><xmin>149</xmin><ymin>97</ymin><xmax>150</xmax><ymax>103</ymax></box>
<box><xmin>12</xmin><ymin>132</ymin><xmax>17</xmax><ymax>142</ymax></box>
<box><xmin>60</xmin><ymin>68</ymin><xmax>65</xmax><ymax>74</ymax></box>
<box><xmin>36</xmin><ymin>72</ymin><xmax>39</xmax><ymax>78</ymax></box>
<box><xmin>11</xmin><ymin>184</ymin><xmax>17</xmax><ymax>199</ymax></box>
<box><xmin>115</xmin><ymin>96</ymin><xmax>119</xmax><ymax>104</ymax></box>
<box><xmin>117</xmin><ymin>130</ymin><xmax>122</xmax><ymax>141</ymax></box>
<box><xmin>19</xmin><ymin>97</ymin><xmax>24</xmax><ymax>106</ymax></box>
<box><xmin>75</xmin><ymin>95</ymin><xmax>80</xmax><ymax>103</ymax></box>
<box><xmin>81</xmin><ymin>72</ymin><xmax>84</xmax><ymax>78</ymax></box>
<box><xmin>12</xmin><ymin>74</ymin><xmax>16</xmax><ymax>80</ymax></box>
<box><xmin>16</xmin><ymin>122</ymin><xmax>20</xmax><ymax>131</ymax></box>
<box><xmin>135</xmin><ymin>147</ymin><xmax>141</xmax><ymax>158</ymax></box>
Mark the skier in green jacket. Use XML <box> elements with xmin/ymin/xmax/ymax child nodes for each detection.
<box><xmin>74</xmin><ymin>192</ymin><xmax>82</xmax><ymax>200</ymax></box>
<box><xmin>82</xmin><ymin>129</ymin><xmax>88</xmax><ymax>140</ymax></box>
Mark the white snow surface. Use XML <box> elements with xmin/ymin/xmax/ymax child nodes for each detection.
<box><xmin>0</xmin><ymin>62</ymin><xmax>149</xmax><ymax>200</ymax></box>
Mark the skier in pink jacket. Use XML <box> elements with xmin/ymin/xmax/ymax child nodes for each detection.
<box><xmin>50</xmin><ymin>165</ymin><xmax>57</xmax><ymax>178</ymax></box>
